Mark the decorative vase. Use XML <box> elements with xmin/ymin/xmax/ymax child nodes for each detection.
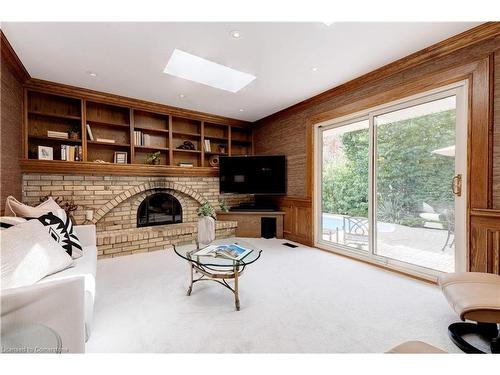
<box><xmin>69</xmin><ymin>131</ymin><xmax>79</xmax><ymax>140</ymax></box>
<box><xmin>197</xmin><ymin>216</ymin><xmax>216</xmax><ymax>246</ymax></box>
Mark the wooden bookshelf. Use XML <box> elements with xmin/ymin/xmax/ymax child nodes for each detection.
<box><xmin>23</xmin><ymin>87</ymin><xmax>253</xmax><ymax>174</ymax></box>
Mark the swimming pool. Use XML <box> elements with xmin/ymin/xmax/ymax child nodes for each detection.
<box><xmin>322</xmin><ymin>213</ymin><xmax>394</xmax><ymax>232</ymax></box>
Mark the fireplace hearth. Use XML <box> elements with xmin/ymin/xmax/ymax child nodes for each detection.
<box><xmin>137</xmin><ymin>192</ymin><xmax>182</xmax><ymax>227</ymax></box>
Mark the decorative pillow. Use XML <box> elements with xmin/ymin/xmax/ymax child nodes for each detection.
<box><xmin>2</xmin><ymin>197</ymin><xmax>83</xmax><ymax>259</ymax></box>
<box><xmin>5</xmin><ymin>196</ymin><xmax>64</xmax><ymax>219</ymax></box>
<box><xmin>36</xmin><ymin>212</ymin><xmax>83</xmax><ymax>258</ymax></box>
<box><xmin>1</xmin><ymin>219</ymin><xmax>73</xmax><ymax>290</ymax></box>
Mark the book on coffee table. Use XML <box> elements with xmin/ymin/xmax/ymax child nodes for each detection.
<box><xmin>194</xmin><ymin>243</ymin><xmax>253</xmax><ymax>261</ymax></box>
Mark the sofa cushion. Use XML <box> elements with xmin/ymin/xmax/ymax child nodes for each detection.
<box><xmin>1</xmin><ymin>220</ymin><xmax>73</xmax><ymax>289</ymax></box>
<box><xmin>0</xmin><ymin>207</ymin><xmax>83</xmax><ymax>259</ymax></box>
<box><xmin>5</xmin><ymin>196</ymin><xmax>64</xmax><ymax>218</ymax></box>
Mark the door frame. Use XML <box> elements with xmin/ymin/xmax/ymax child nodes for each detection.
<box><xmin>313</xmin><ymin>81</ymin><xmax>469</xmax><ymax>280</ymax></box>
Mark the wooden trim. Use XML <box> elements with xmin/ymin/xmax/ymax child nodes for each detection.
<box><xmin>19</xmin><ymin>159</ymin><xmax>219</xmax><ymax>177</ymax></box>
<box><xmin>470</xmin><ymin>209</ymin><xmax>500</xmax><ymax>218</ymax></box>
<box><xmin>255</xmin><ymin>22</ymin><xmax>499</xmax><ymax>125</ymax></box>
<box><xmin>0</xmin><ymin>30</ymin><xmax>30</xmax><ymax>82</ymax></box>
<box><xmin>25</xmin><ymin>78</ymin><xmax>251</xmax><ymax>128</ymax></box>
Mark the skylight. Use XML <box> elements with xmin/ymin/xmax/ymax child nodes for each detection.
<box><xmin>163</xmin><ymin>49</ymin><xmax>256</xmax><ymax>93</ymax></box>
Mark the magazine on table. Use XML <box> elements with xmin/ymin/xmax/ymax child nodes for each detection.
<box><xmin>194</xmin><ymin>243</ymin><xmax>253</xmax><ymax>261</ymax></box>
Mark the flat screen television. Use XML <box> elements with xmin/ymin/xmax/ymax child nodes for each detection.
<box><xmin>219</xmin><ymin>155</ymin><xmax>286</xmax><ymax>195</ymax></box>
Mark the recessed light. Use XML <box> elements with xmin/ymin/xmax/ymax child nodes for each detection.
<box><xmin>231</xmin><ymin>30</ymin><xmax>241</xmax><ymax>39</ymax></box>
<box><xmin>86</xmin><ymin>71</ymin><xmax>97</xmax><ymax>77</ymax></box>
<box><xmin>179</xmin><ymin>94</ymin><xmax>186</xmax><ymax>99</ymax></box>
<box><xmin>311</xmin><ymin>67</ymin><xmax>318</xmax><ymax>72</ymax></box>
<box><xmin>164</xmin><ymin>49</ymin><xmax>256</xmax><ymax>93</ymax></box>
<box><xmin>239</xmin><ymin>109</ymin><xmax>245</xmax><ymax>112</ymax></box>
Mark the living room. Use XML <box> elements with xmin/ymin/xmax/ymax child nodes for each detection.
<box><xmin>1</xmin><ymin>1</ymin><xmax>499</xmax><ymax>373</ymax></box>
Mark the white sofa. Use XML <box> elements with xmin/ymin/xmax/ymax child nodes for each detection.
<box><xmin>1</xmin><ymin>224</ymin><xmax>97</xmax><ymax>353</ymax></box>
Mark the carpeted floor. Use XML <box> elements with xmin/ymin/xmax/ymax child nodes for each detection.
<box><xmin>86</xmin><ymin>238</ymin><xmax>463</xmax><ymax>353</ymax></box>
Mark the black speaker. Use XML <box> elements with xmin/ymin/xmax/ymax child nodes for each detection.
<box><xmin>261</xmin><ymin>217</ymin><xmax>277</xmax><ymax>239</ymax></box>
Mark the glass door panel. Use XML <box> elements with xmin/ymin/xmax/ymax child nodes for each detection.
<box><xmin>374</xmin><ymin>96</ymin><xmax>457</xmax><ymax>272</ymax></box>
<box><xmin>321</xmin><ymin>119</ymin><xmax>369</xmax><ymax>252</ymax></box>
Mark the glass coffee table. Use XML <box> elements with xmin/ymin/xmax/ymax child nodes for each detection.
<box><xmin>173</xmin><ymin>238</ymin><xmax>262</xmax><ymax>311</ymax></box>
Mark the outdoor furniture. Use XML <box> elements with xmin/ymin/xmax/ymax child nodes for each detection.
<box><xmin>343</xmin><ymin>216</ymin><xmax>369</xmax><ymax>247</ymax></box>
<box><xmin>173</xmin><ymin>239</ymin><xmax>262</xmax><ymax>311</ymax></box>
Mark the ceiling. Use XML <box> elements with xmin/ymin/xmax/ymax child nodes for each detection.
<box><xmin>2</xmin><ymin>22</ymin><xmax>481</xmax><ymax>122</ymax></box>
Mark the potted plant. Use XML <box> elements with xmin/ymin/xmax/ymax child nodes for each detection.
<box><xmin>219</xmin><ymin>199</ymin><xmax>229</xmax><ymax>212</ymax></box>
<box><xmin>68</xmin><ymin>124</ymin><xmax>80</xmax><ymax>140</ymax></box>
<box><xmin>144</xmin><ymin>151</ymin><xmax>161</xmax><ymax>165</ymax></box>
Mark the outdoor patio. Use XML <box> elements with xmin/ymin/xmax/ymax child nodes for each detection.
<box><xmin>321</xmin><ymin>214</ymin><xmax>454</xmax><ymax>272</ymax></box>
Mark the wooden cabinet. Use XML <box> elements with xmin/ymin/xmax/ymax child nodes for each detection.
<box><xmin>22</xmin><ymin>84</ymin><xmax>253</xmax><ymax>175</ymax></box>
<box><xmin>217</xmin><ymin>211</ymin><xmax>285</xmax><ymax>238</ymax></box>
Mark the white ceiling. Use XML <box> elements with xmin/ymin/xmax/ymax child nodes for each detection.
<box><xmin>2</xmin><ymin>22</ymin><xmax>481</xmax><ymax>122</ymax></box>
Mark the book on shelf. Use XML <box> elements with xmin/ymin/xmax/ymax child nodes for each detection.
<box><xmin>86</xmin><ymin>123</ymin><xmax>94</xmax><ymax>141</ymax></box>
<box><xmin>204</xmin><ymin>139</ymin><xmax>211</xmax><ymax>152</ymax></box>
<box><xmin>134</xmin><ymin>131</ymin><xmax>151</xmax><ymax>147</ymax></box>
<box><xmin>194</xmin><ymin>243</ymin><xmax>253</xmax><ymax>261</ymax></box>
<box><xmin>60</xmin><ymin>145</ymin><xmax>82</xmax><ymax>161</ymax></box>
<box><xmin>47</xmin><ymin>130</ymin><xmax>69</xmax><ymax>139</ymax></box>
<box><xmin>178</xmin><ymin>162</ymin><xmax>194</xmax><ymax>167</ymax></box>
<box><xmin>95</xmin><ymin>138</ymin><xmax>116</xmax><ymax>144</ymax></box>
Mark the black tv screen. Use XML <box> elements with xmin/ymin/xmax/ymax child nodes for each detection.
<box><xmin>219</xmin><ymin>155</ymin><xmax>286</xmax><ymax>195</ymax></box>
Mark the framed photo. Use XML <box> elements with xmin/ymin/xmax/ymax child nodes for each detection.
<box><xmin>38</xmin><ymin>146</ymin><xmax>54</xmax><ymax>160</ymax></box>
<box><xmin>114</xmin><ymin>151</ymin><xmax>128</xmax><ymax>164</ymax></box>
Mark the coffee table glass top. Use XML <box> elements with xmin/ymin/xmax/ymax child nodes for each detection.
<box><xmin>173</xmin><ymin>238</ymin><xmax>262</xmax><ymax>268</ymax></box>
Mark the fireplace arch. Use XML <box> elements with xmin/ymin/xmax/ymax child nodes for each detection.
<box><xmin>137</xmin><ymin>192</ymin><xmax>182</xmax><ymax>227</ymax></box>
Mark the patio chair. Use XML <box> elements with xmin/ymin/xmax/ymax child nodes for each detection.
<box><xmin>343</xmin><ymin>216</ymin><xmax>369</xmax><ymax>247</ymax></box>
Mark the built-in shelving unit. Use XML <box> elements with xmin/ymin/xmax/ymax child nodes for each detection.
<box><xmin>23</xmin><ymin>87</ymin><xmax>253</xmax><ymax>174</ymax></box>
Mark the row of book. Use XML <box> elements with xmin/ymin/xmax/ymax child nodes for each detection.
<box><xmin>134</xmin><ymin>131</ymin><xmax>151</xmax><ymax>147</ymax></box>
<box><xmin>61</xmin><ymin>145</ymin><xmax>83</xmax><ymax>161</ymax></box>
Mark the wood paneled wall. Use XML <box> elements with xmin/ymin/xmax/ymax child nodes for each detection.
<box><xmin>1</xmin><ymin>32</ymin><xmax>28</xmax><ymax>214</ymax></box>
<box><xmin>253</xmin><ymin>23</ymin><xmax>500</xmax><ymax>274</ymax></box>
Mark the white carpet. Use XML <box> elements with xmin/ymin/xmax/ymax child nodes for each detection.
<box><xmin>86</xmin><ymin>238</ymin><xmax>462</xmax><ymax>353</ymax></box>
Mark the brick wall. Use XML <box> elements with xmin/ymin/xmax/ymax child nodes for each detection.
<box><xmin>22</xmin><ymin>174</ymin><xmax>251</xmax><ymax>258</ymax></box>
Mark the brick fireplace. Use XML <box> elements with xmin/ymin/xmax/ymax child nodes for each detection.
<box><xmin>22</xmin><ymin>174</ymin><xmax>251</xmax><ymax>258</ymax></box>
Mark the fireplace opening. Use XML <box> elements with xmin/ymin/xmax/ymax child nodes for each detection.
<box><xmin>137</xmin><ymin>192</ymin><xmax>182</xmax><ymax>227</ymax></box>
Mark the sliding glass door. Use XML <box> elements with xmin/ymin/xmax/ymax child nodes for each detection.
<box><xmin>316</xmin><ymin>83</ymin><xmax>467</xmax><ymax>276</ymax></box>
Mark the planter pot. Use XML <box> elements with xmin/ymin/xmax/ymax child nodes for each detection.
<box><xmin>198</xmin><ymin>216</ymin><xmax>215</xmax><ymax>246</ymax></box>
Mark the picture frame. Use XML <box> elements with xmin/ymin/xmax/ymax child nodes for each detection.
<box><xmin>114</xmin><ymin>151</ymin><xmax>128</xmax><ymax>164</ymax></box>
<box><xmin>38</xmin><ymin>146</ymin><xmax>54</xmax><ymax>160</ymax></box>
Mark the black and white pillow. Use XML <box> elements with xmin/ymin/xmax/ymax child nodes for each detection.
<box><xmin>0</xmin><ymin>213</ymin><xmax>83</xmax><ymax>258</ymax></box>
<box><xmin>35</xmin><ymin>212</ymin><xmax>83</xmax><ymax>258</ymax></box>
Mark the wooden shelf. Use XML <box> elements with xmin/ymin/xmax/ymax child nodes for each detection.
<box><xmin>24</xmin><ymin>87</ymin><xmax>253</xmax><ymax>173</ymax></box>
<box><xmin>205</xmin><ymin>152</ymin><xmax>228</xmax><ymax>155</ymax></box>
<box><xmin>20</xmin><ymin>159</ymin><xmax>218</xmax><ymax>177</ymax></box>
<box><xmin>204</xmin><ymin>136</ymin><xmax>228</xmax><ymax>142</ymax></box>
<box><xmin>87</xmin><ymin>119</ymin><xmax>130</xmax><ymax>128</ymax></box>
<box><xmin>28</xmin><ymin>110</ymin><xmax>81</xmax><ymax>121</ymax></box>
<box><xmin>29</xmin><ymin>135</ymin><xmax>82</xmax><ymax>143</ymax></box>
<box><xmin>173</xmin><ymin>149</ymin><xmax>201</xmax><ymax>154</ymax></box>
<box><xmin>88</xmin><ymin>140</ymin><xmax>130</xmax><ymax>147</ymax></box>
<box><xmin>231</xmin><ymin>139</ymin><xmax>252</xmax><ymax>144</ymax></box>
<box><xmin>135</xmin><ymin>145</ymin><xmax>169</xmax><ymax>151</ymax></box>
<box><xmin>134</xmin><ymin>126</ymin><xmax>169</xmax><ymax>133</ymax></box>
<box><xmin>172</xmin><ymin>131</ymin><xmax>201</xmax><ymax>138</ymax></box>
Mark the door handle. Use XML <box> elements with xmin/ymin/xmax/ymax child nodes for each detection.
<box><xmin>452</xmin><ymin>174</ymin><xmax>462</xmax><ymax>197</ymax></box>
